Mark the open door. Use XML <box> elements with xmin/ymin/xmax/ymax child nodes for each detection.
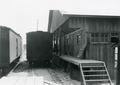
<box><xmin>110</xmin><ymin>36</ymin><xmax>120</xmax><ymax>85</ymax></box>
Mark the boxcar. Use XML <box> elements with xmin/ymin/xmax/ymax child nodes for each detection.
<box><xmin>0</xmin><ymin>26</ymin><xmax>22</xmax><ymax>76</ymax></box>
<box><xmin>26</xmin><ymin>31</ymin><xmax>52</xmax><ymax>66</ymax></box>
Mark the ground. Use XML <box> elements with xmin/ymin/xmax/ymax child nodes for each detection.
<box><xmin>6</xmin><ymin>61</ymin><xmax>80</xmax><ymax>85</ymax></box>
<box><xmin>0</xmin><ymin>50</ymin><xmax>115</xmax><ymax>85</ymax></box>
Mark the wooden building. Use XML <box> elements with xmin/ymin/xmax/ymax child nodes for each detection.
<box><xmin>48</xmin><ymin>10</ymin><xmax>120</xmax><ymax>80</ymax></box>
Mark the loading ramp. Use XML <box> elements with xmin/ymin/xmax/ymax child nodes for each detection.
<box><xmin>60</xmin><ymin>56</ymin><xmax>112</xmax><ymax>85</ymax></box>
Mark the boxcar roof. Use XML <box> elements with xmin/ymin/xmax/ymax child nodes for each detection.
<box><xmin>27</xmin><ymin>31</ymin><xmax>49</xmax><ymax>34</ymax></box>
<box><xmin>48</xmin><ymin>10</ymin><xmax>120</xmax><ymax>33</ymax></box>
<box><xmin>0</xmin><ymin>26</ymin><xmax>21</xmax><ymax>38</ymax></box>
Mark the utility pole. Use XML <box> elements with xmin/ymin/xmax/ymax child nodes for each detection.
<box><xmin>37</xmin><ymin>19</ymin><xmax>39</xmax><ymax>31</ymax></box>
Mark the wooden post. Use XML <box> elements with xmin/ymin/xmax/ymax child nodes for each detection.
<box><xmin>116</xmin><ymin>46</ymin><xmax>120</xmax><ymax>85</ymax></box>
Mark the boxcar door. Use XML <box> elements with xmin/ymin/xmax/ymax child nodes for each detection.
<box><xmin>16</xmin><ymin>38</ymin><xmax>18</xmax><ymax>57</ymax></box>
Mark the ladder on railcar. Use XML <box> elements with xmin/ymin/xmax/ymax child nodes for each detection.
<box><xmin>79</xmin><ymin>62</ymin><xmax>112</xmax><ymax>85</ymax></box>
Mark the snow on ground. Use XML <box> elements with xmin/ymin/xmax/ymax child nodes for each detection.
<box><xmin>6</xmin><ymin>61</ymin><xmax>80</xmax><ymax>85</ymax></box>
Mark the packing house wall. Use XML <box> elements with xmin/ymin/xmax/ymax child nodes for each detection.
<box><xmin>55</xmin><ymin>17</ymin><xmax>120</xmax><ymax>79</ymax></box>
<box><xmin>48</xmin><ymin>10</ymin><xmax>120</xmax><ymax>79</ymax></box>
<box><xmin>85</xmin><ymin>17</ymin><xmax>120</xmax><ymax>79</ymax></box>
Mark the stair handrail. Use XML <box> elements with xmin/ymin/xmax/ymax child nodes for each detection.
<box><xmin>77</xmin><ymin>31</ymin><xmax>87</xmax><ymax>58</ymax></box>
<box><xmin>103</xmin><ymin>62</ymin><xmax>113</xmax><ymax>85</ymax></box>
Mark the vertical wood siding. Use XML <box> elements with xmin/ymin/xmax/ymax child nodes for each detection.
<box><xmin>68</xmin><ymin>17</ymin><xmax>84</xmax><ymax>29</ymax></box>
<box><xmin>86</xmin><ymin>18</ymin><xmax>120</xmax><ymax>79</ymax></box>
<box><xmin>54</xmin><ymin>17</ymin><xmax>120</xmax><ymax>79</ymax></box>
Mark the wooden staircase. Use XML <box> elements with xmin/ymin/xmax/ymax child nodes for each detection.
<box><xmin>79</xmin><ymin>62</ymin><xmax>112</xmax><ymax>85</ymax></box>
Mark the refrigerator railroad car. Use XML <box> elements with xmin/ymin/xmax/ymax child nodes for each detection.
<box><xmin>0</xmin><ymin>26</ymin><xmax>22</xmax><ymax>76</ymax></box>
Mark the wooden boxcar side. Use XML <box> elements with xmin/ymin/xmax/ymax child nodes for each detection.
<box><xmin>0</xmin><ymin>26</ymin><xmax>22</xmax><ymax>68</ymax></box>
<box><xmin>0</xmin><ymin>27</ymin><xmax>9</xmax><ymax>67</ymax></box>
<box><xmin>9</xmin><ymin>30</ymin><xmax>22</xmax><ymax>63</ymax></box>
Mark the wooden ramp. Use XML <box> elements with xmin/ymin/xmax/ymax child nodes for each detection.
<box><xmin>60</xmin><ymin>56</ymin><xmax>103</xmax><ymax>66</ymax></box>
<box><xmin>60</xmin><ymin>56</ymin><xmax>113</xmax><ymax>85</ymax></box>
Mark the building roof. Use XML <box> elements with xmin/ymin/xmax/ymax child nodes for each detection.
<box><xmin>61</xmin><ymin>10</ymin><xmax>120</xmax><ymax>17</ymax></box>
<box><xmin>48</xmin><ymin>10</ymin><xmax>69</xmax><ymax>33</ymax></box>
<box><xmin>48</xmin><ymin>10</ymin><xmax>120</xmax><ymax>33</ymax></box>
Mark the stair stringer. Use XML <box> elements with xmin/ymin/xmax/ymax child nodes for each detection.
<box><xmin>103</xmin><ymin>63</ymin><xmax>112</xmax><ymax>85</ymax></box>
<box><xmin>79</xmin><ymin>64</ymin><xmax>86</xmax><ymax>85</ymax></box>
<box><xmin>79</xmin><ymin>62</ymin><xmax>113</xmax><ymax>85</ymax></box>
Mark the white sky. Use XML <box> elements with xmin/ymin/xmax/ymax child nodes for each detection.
<box><xmin>0</xmin><ymin>0</ymin><xmax>120</xmax><ymax>44</ymax></box>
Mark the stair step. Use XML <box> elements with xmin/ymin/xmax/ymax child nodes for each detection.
<box><xmin>83</xmin><ymin>70</ymin><xmax>106</xmax><ymax>72</ymax></box>
<box><xmin>81</xmin><ymin>63</ymin><xmax>104</xmax><ymax>67</ymax></box>
<box><xmin>82</xmin><ymin>67</ymin><xmax>105</xmax><ymax>70</ymax></box>
<box><xmin>85</xmin><ymin>79</ymin><xmax>110</xmax><ymax>82</ymax></box>
<box><xmin>82</xmin><ymin>66</ymin><xmax>105</xmax><ymax>68</ymax></box>
<box><xmin>83</xmin><ymin>71</ymin><xmax>107</xmax><ymax>75</ymax></box>
<box><xmin>79</xmin><ymin>61</ymin><xmax>112</xmax><ymax>85</ymax></box>
<box><xmin>84</xmin><ymin>74</ymin><xmax>108</xmax><ymax>77</ymax></box>
<box><xmin>84</xmin><ymin>75</ymin><xmax>108</xmax><ymax>80</ymax></box>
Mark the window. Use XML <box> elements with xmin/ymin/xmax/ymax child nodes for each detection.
<box><xmin>91</xmin><ymin>33</ymin><xmax>109</xmax><ymax>42</ymax></box>
<box><xmin>111</xmin><ymin>33</ymin><xmax>118</xmax><ymax>36</ymax></box>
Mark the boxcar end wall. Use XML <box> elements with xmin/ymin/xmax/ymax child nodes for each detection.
<box><xmin>27</xmin><ymin>31</ymin><xmax>52</xmax><ymax>65</ymax></box>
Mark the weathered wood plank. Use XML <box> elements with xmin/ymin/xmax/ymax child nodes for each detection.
<box><xmin>60</xmin><ymin>55</ymin><xmax>103</xmax><ymax>66</ymax></box>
